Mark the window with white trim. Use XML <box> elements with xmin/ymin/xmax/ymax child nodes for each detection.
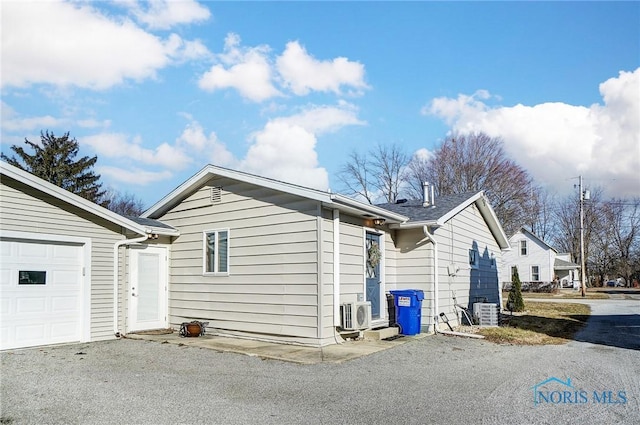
<box><xmin>203</xmin><ymin>230</ymin><xmax>229</xmax><ymax>274</ymax></box>
<box><xmin>520</xmin><ymin>240</ymin><xmax>528</xmax><ymax>256</ymax></box>
<box><xmin>531</xmin><ymin>265</ymin><xmax>540</xmax><ymax>281</ymax></box>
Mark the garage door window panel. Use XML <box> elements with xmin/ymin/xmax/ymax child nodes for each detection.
<box><xmin>19</xmin><ymin>271</ymin><xmax>46</xmax><ymax>285</ymax></box>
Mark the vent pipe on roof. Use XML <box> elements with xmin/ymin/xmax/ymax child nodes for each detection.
<box><xmin>422</xmin><ymin>182</ymin><xmax>435</xmax><ymax>207</ymax></box>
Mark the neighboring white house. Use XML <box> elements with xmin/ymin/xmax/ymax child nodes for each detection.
<box><xmin>502</xmin><ymin>228</ymin><xmax>579</xmax><ymax>289</ymax></box>
<box><xmin>2</xmin><ymin>162</ymin><xmax>511</xmax><ymax>349</ymax></box>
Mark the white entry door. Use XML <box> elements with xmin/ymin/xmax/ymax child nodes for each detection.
<box><xmin>128</xmin><ymin>246</ymin><xmax>167</xmax><ymax>332</ymax></box>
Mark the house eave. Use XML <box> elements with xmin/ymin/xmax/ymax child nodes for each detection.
<box><xmin>143</xmin><ymin>164</ymin><xmax>410</xmax><ymax>224</ymax></box>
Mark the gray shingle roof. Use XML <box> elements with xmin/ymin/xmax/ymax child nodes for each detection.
<box><xmin>377</xmin><ymin>192</ymin><xmax>478</xmax><ymax>222</ymax></box>
<box><xmin>554</xmin><ymin>258</ymin><xmax>579</xmax><ymax>269</ymax></box>
<box><xmin>127</xmin><ymin>216</ymin><xmax>177</xmax><ymax>231</ymax></box>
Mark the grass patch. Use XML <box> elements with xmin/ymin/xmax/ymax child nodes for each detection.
<box><xmin>478</xmin><ymin>301</ymin><xmax>590</xmax><ymax>345</ymax></box>
<box><xmin>508</xmin><ymin>291</ymin><xmax>609</xmax><ymax>300</ymax></box>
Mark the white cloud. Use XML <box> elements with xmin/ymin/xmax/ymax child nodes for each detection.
<box><xmin>75</xmin><ymin>102</ymin><xmax>362</xmax><ymax>189</ymax></box>
<box><xmin>176</xmin><ymin>115</ymin><xmax>236</xmax><ymax>167</ymax></box>
<box><xmin>424</xmin><ymin>68</ymin><xmax>640</xmax><ymax>197</ymax></box>
<box><xmin>198</xmin><ymin>34</ymin><xmax>370</xmax><ymax>102</ymax></box>
<box><xmin>240</xmin><ymin>121</ymin><xmax>329</xmax><ymax>190</ymax></box>
<box><xmin>98</xmin><ymin>165</ymin><xmax>172</xmax><ymax>185</ymax></box>
<box><xmin>1</xmin><ymin>102</ymin><xmax>64</xmax><ymax>132</ymax></box>
<box><xmin>276</xmin><ymin>41</ymin><xmax>369</xmax><ymax>96</ymax></box>
<box><xmin>79</xmin><ymin>115</ymin><xmax>236</xmax><ymax>186</ymax></box>
<box><xmin>124</xmin><ymin>0</ymin><xmax>211</xmax><ymax>30</ymax></box>
<box><xmin>239</xmin><ymin>103</ymin><xmax>365</xmax><ymax>190</ymax></box>
<box><xmin>412</xmin><ymin>148</ymin><xmax>434</xmax><ymax>162</ymax></box>
<box><xmin>1</xmin><ymin>1</ymin><xmax>210</xmax><ymax>90</ymax></box>
<box><xmin>82</xmin><ymin>133</ymin><xmax>192</xmax><ymax>170</ymax></box>
<box><xmin>164</xmin><ymin>34</ymin><xmax>212</xmax><ymax>63</ymax></box>
<box><xmin>273</xmin><ymin>102</ymin><xmax>365</xmax><ymax>135</ymax></box>
<box><xmin>198</xmin><ymin>33</ymin><xmax>281</xmax><ymax>102</ymax></box>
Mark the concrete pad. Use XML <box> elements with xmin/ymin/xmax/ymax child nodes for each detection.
<box><xmin>125</xmin><ymin>331</ymin><xmax>427</xmax><ymax>364</ymax></box>
<box><xmin>363</xmin><ymin>327</ymin><xmax>399</xmax><ymax>340</ymax></box>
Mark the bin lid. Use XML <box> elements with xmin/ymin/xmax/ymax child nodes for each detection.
<box><xmin>390</xmin><ymin>289</ymin><xmax>424</xmax><ymax>300</ymax></box>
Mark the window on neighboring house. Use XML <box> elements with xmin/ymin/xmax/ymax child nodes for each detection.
<box><xmin>531</xmin><ymin>265</ymin><xmax>539</xmax><ymax>281</ymax></box>
<box><xmin>203</xmin><ymin>230</ymin><xmax>229</xmax><ymax>274</ymax></box>
<box><xmin>469</xmin><ymin>249</ymin><xmax>479</xmax><ymax>269</ymax></box>
<box><xmin>511</xmin><ymin>266</ymin><xmax>518</xmax><ymax>278</ymax></box>
<box><xmin>520</xmin><ymin>240</ymin><xmax>528</xmax><ymax>256</ymax></box>
<box><xmin>490</xmin><ymin>253</ymin><xmax>496</xmax><ymax>269</ymax></box>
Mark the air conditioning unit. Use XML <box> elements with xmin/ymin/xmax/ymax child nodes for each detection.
<box><xmin>340</xmin><ymin>302</ymin><xmax>372</xmax><ymax>330</ymax></box>
<box><xmin>473</xmin><ymin>303</ymin><xmax>498</xmax><ymax>327</ymax></box>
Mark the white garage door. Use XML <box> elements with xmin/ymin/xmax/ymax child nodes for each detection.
<box><xmin>1</xmin><ymin>239</ymin><xmax>84</xmax><ymax>350</ymax></box>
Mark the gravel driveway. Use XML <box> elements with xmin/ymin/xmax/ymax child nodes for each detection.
<box><xmin>2</xmin><ymin>299</ymin><xmax>639</xmax><ymax>425</ymax></box>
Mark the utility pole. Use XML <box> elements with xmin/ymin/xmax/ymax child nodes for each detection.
<box><xmin>579</xmin><ymin>176</ymin><xmax>587</xmax><ymax>297</ymax></box>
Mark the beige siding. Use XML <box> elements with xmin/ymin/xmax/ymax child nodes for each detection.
<box><xmin>390</xmin><ymin>227</ymin><xmax>434</xmax><ymax>326</ymax></box>
<box><xmin>384</xmin><ymin>202</ymin><xmax>504</xmax><ymax>330</ymax></box>
<box><xmin>159</xmin><ymin>178</ymin><xmax>322</xmax><ymax>342</ymax></box>
<box><xmin>338</xmin><ymin>220</ymin><xmax>366</xmax><ymax>300</ymax></box>
<box><xmin>0</xmin><ymin>178</ymin><xmax>125</xmax><ymax>341</ymax></box>
<box><xmin>434</xmin><ymin>202</ymin><xmax>503</xmax><ymax>327</ymax></box>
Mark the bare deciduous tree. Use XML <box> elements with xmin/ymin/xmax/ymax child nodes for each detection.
<box><xmin>604</xmin><ymin>198</ymin><xmax>640</xmax><ymax>287</ymax></box>
<box><xmin>552</xmin><ymin>187</ymin><xmax>606</xmax><ymax>286</ymax></box>
<box><xmin>405</xmin><ymin>132</ymin><xmax>537</xmax><ymax>236</ymax></box>
<box><xmin>102</xmin><ymin>189</ymin><xmax>146</xmax><ymax>217</ymax></box>
<box><xmin>527</xmin><ymin>189</ymin><xmax>557</xmax><ymax>242</ymax></box>
<box><xmin>338</xmin><ymin>144</ymin><xmax>409</xmax><ymax>204</ymax></box>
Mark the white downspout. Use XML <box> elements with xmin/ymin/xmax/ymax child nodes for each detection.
<box><xmin>423</xmin><ymin>225</ymin><xmax>439</xmax><ymax>333</ymax></box>
<box><xmin>333</xmin><ymin>209</ymin><xmax>341</xmax><ymax>327</ymax></box>
<box><xmin>113</xmin><ymin>234</ymin><xmax>149</xmax><ymax>337</ymax></box>
<box><xmin>332</xmin><ymin>209</ymin><xmax>344</xmax><ymax>344</ymax></box>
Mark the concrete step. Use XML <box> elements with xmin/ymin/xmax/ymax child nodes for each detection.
<box><xmin>363</xmin><ymin>327</ymin><xmax>399</xmax><ymax>341</ymax></box>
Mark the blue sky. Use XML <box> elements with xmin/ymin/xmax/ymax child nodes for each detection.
<box><xmin>2</xmin><ymin>1</ymin><xmax>639</xmax><ymax>208</ymax></box>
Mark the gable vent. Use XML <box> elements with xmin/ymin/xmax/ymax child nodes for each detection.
<box><xmin>210</xmin><ymin>187</ymin><xmax>222</xmax><ymax>204</ymax></box>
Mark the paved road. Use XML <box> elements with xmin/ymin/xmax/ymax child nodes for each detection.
<box><xmin>527</xmin><ymin>297</ymin><xmax>640</xmax><ymax>350</ymax></box>
<box><xmin>1</xmin><ymin>299</ymin><xmax>639</xmax><ymax>425</ymax></box>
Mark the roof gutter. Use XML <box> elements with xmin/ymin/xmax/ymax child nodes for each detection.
<box><xmin>113</xmin><ymin>234</ymin><xmax>150</xmax><ymax>337</ymax></box>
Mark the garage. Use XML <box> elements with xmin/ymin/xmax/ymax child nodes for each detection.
<box><xmin>0</xmin><ymin>238</ymin><xmax>87</xmax><ymax>350</ymax></box>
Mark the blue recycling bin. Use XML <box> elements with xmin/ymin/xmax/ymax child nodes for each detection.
<box><xmin>390</xmin><ymin>289</ymin><xmax>424</xmax><ymax>335</ymax></box>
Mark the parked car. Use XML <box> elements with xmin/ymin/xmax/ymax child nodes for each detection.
<box><xmin>606</xmin><ymin>280</ymin><xmax>624</xmax><ymax>287</ymax></box>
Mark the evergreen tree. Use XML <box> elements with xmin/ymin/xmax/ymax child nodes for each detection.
<box><xmin>1</xmin><ymin>131</ymin><xmax>106</xmax><ymax>204</ymax></box>
<box><xmin>507</xmin><ymin>267</ymin><xmax>525</xmax><ymax>312</ymax></box>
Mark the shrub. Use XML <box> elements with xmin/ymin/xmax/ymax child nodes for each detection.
<box><xmin>507</xmin><ymin>267</ymin><xmax>525</xmax><ymax>312</ymax></box>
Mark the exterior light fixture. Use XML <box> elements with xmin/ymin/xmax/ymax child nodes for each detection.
<box><xmin>373</xmin><ymin>218</ymin><xmax>385</xmax><ymax>226</ymax></box>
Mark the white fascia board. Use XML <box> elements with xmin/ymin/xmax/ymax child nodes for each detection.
<box><xmin>1</xmin><ymin>161</ymin><xmax>151</xmax><ymax>236</ymax></box>
<box><xmin>329</xmin><ymin>194</ymin><xmax>409</xmax><ymax>223</ymax></box>
<box><xmin>475</xmin><ymin>194</ymin><xmax>510</xmax><ymax>250</ymax></box>
<box><xmin>435</xmin><ymin>191</ymin><xmax>484</xmax><ymax>225</ymax></box>
<box><xmin>143</xmin><ymin>164</ymin><xmax>408</xmax><ymax>222</ymax></box>
<box><xmin>143</xmin><ymin>165</ymin><xmax>332</xmax><ymax>218</ymax></box>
